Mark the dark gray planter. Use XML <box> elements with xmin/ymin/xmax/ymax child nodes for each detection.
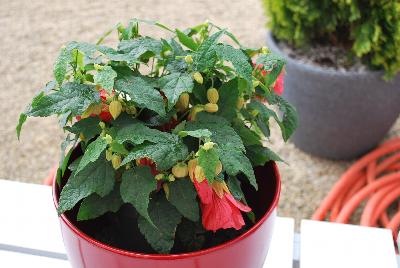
<box><xmin>266</xmin><ymin>32</ymin><xmax>400</xmax><ymax>160</ymax></box>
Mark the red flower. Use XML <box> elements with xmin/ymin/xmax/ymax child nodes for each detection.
<box><xmin>136</xmin><ymin>157</ymin><xmax>159</xmax><ymax>175</ymax></box>
<box><xmin>273</xmin><ymin>72</ymin><xmax>284</xmax><ymax>96</ymax></box>
<box><xmin>193</xmin><ymin>179</ymin><xmax>251</xmax><ymax>232</ymax></box>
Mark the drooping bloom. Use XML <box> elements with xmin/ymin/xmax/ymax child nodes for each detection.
<box><xmin>136</xmin><ymin>157</ymin><xmax>159</xmax><ymax>176</ymax></box>
<box><xmin>273</xmin><ymin>72</ymin><xmax>284</xmax><ymax>96</ymax></box>
<box><xmin>192</xmin><ymin>174</ymin><xmax>251</xmax><ymax>232</ymax></box>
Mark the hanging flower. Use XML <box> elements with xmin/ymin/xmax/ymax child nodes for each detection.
<box><xmin>192</xmin><ymin>178</ymin><xmax>251</xmax><ymax>232</ymax></box>
<box><xmin>273</xmin><ymin>72</ymin><xmax>284</xmax><ymax>96</ymax></box>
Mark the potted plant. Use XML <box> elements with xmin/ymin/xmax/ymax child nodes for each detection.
<box><xmin>16</xmin><ymin>19</ymin><xmax>297</xmax><ymax>268</ymax></box>
<box><xmin>262</xmin><ymin>0</ymin><xmax>400</xmax><ymax>160</ymax></box>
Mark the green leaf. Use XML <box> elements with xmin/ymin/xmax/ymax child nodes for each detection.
<box><xmin>120</xmin><ymin>167</ymin><xmax>157</xmax><ymax>224</ymax></box>
<box><xmin>168</xmin><ymin>179</ymin><xmax>200</xmax><ymax>221</ymax></box>
<box><xmin>54</xmin><ymin>47</ymin><xmax>69</xmax><ymax>85</ymax></box>
<box><xmin>193</xmin><ymin>30</ymin><xmax>225</xmax><ymax>71</ymax></box>
<box><xmin>121</xmin><ymin>136</ymin><xmax>188</xmax><ymax>171</ymax></box>
<box><xmin>176</xmin><ymin>29</ymin><xmax>199</xmax><ymax>51</ymax></box>
<box><xmin>138</xmin><ymin>193</ymin><xmax>182</xmax><ymax>253</ymax></box>
<box><xmin>77</xmin><ymin>186</ymin><xmax>123</xmax><ymax>221</ymax></box>
<box><xmin>232</xmin><ymin>119</ymin><xmax>261</xmax><ymax>147</ymax></box>
<box><xmin>227</xmin><ymin>175</ymin><xmax>245</xmax><ymax>201</ymax></box>
<box><xmin>186</xmin><ymin>119</ymin><xmax>245</xmax><ymax>152</ymax></box>
<box><xmin>25</xmin><ymin>82</ymin><xmax>100</xmax><ymax>117</ymax></box>
<box><xmin>114</xmin><ymin>67</ymin><xmax>165</xmax><ymax>116</ymax></box>
<box><xmin>215</xmin><ymin>79</ymin><xmax>240</xmax><ymax>121</ymax></box>
<box><xmin>178</xmin><ymin>129</ymin><xmax>212</xmax><ymax>139</ymax></box>
<box><xmin>195</xmin><ymin>113</ymin><xmax>229</xmax><ymax>125</ymax></box>
<box><xmin>216</xmin><ymin>44</ymin><xmax>252</xmax><ymax>86</ymax></box>
<box><xmin>159</xmin><ymin>72</ymin><xmax>194</xmax><ymax>109</ymax></box>
<box><xmin>217</xmin><ymin>144</ymin><xmax>257</xmax><ymax>190</ymax></box>
<box><xmin>65</xmin><ymin>117</ymin><xmax>101</xmax><ymax>141</ymax></box>
<box><xmin>110</xmin><ymin>141</ymin><xmax>128</xmax><ymax>155</ymax></box>
<box><xmin>247</xmin><ymin>99</ymin><xmax>279</xmax><ymax>138</ymax></box>
<box><xmin>16</xmin><ymin>113</ymin><xmax>27</xmax><ymax>140</ymax></box>
<box><xmin>58</xmin><ymin>155</ymin><xmax>115</xmax><ymax>214</ymax></box>
<box><xmin>246</xmin><ymin>145</ymin><xmax>283</xmax><ymax>166</ymax></box>
<box><xmin>94</xmin><ymin>66</ymin><xmax>117</xmax><ymax>93</ymax></box>
<box><xmin>198</xmin><ymin>148</ymin><xmax>219</xmax><ymax>183</ymax></box>
<box><xmin>115</xmin><ymin>120</ymin><xmax>170</xmax><ymax>145</ymax></box>
<box><xmin>118</xmin><ymin>37</ymin><xmax>162</xmax><ymax>60</ymax></box>
<box><xmin>265</xmin><ymin>94</ymin><xmax>298</xmax><ymax>141</ymax></box>
<box><xmin>76</xmin><ymin>137</ymin><xmax>108</xmax><ymax>173</ymax></box>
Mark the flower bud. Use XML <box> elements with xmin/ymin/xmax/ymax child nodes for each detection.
<box><xmin>79</xmin><ymin>133</ymin><xmax>86</xmax><ymax>141</ymax></box>
<box><xmin>172</xmin><ymin>162</ymin><xmax>189</xmax><ymax>178</ymax></box>
<box><xmin>194</xmin><ymin>166</ymin><xmax>205</xmax><ymax>183</ymax></box>
<box><xmin>184</xmin><ymin>55</ymin><xmax>193</xmax><ymax>64</ymax></box>
<box><xmin>207</xmin><ymin>88</ymin><xmax>219</xmax><ymax>104</ymax></box>
<box><xmin>163</xmin><ymin>183</ymin><xmax>170</xmax><ymax>199</ymax></box>
<box><xmin>111</xmin><ymin>154</ymin><xmax>121</xmax><ymax>169</ymax></box>
<box><xmin>192</xmin><ymin>72</ymin><xmax>203</xmax><ymax>84</ymax></box>
<box><xmin>188</xmin><ymin>159</ymin><xmax>198</xmax><ymax>181</ymax></box>
<box><xmin>168</xmin><ymin>174</ymin><xmax>176</xmax><ymax>182</ymax></box>
<box><xmin>176</xmin><ymin>92</ymin><xmax>190</xmax><ymax>112</ymax></box>
<box><xmin>163</xmin><ymin>50</ymin><xmax>172</xmax><ymax>57</ymax></box>
<box><xmin>252</xmin><ymin>80</ymin><xmax>260</xmax><ymax>88</ymax></box>
<box><xmin>99</xmin><ymin>121</ymin><xmax>106</xmax><ymax>129</ymax></box>
<box><xmin>155</xmin><ymin>174</ymin><xmax>165</xmax><ymax>181</ymax></box>
<box><xmin>189</xmin><ymin>105</ymin><xmax>204</xmax><ymax>121</ymax></box>
<box><xmin>92</xmin><ymin>104</ymin><xmax>103</xmax><ymax>115</ymax></box>
<box><xmin>125</xmin><ymin>163</ymin><xmax>131</xmax><ymax>170</ymax></box>
<box><xmin>104</xmin><ymin>134</ymin><xmax>113</xmax><ymax>144</ymax></box>
<box><xmin>261</xmin><ymin>46</ymin><xmax>269</xmax><ymax>54</ymax></box>
<box><xmin>203</xmin><ymin>142</ymin><xmax>215</xmax><ymax>151</ymax></box>
<box><xmin>215</xmin><ymin>160</ymin><xmax>223</xmax><ymax>175</ymax></box>
<box><xmin>236</xmin><ymin>97</ymin><xmax>244</xmax><ymax>110</ymax></box>
<box><xmin>106</xmin><ymin>149</ymin><xmax>113</xmax><ymax>161</ymax></box>
<box><xmin>109</xmin><ymin>100</ymin><xmax>122</xmax><ymax>119</ymax></box>
<box><xmin>126</xmin><ymin>106</ymin><xmax>137</xmax><ymax>115</ymax></box>
<box><xmin>205</xmin><ymin>103</ymin><xmax>218</xmax><ymax>113</ymax></box>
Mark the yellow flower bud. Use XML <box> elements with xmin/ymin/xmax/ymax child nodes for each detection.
<box><xmin>111</xmin><ymin>155</ymin><xmax>121</xmax><ymax>170</ymax></box>
<box><xmin>192</xmin><ymin>72</ymin><xmax>203</xmax><ymax>84</ymax></box>
<box><xmin>215</xmin><ymin>160</ymin><xmax>223</xmax><ymax>175</ymax></box>
<box><xmin>188</xmin><ymin>159</ymin><xmax>198</xmax><ymax>181</ymax></box>
<box><xmin>184</xmin><ymin>55</ymin><xmax>193</xmax><ymax>64</ymax></box>
<box><xmin>172</xmin><ymin>162</ymin><xmax>189</xmax><ymax>178</ymax></box>
<box><xmin>99</xmin><ymin>121</ymin><xmax>106</xmax><ymax>129</ymax></box>
<box><xmin>205</xmin><ymin>103</ymin><xmax>218</xmax><ymax>113</ymax></box>
<box><xmin>79</xmin><ymin>133</ymin><xmax>86</xmax><ymax>141</ymax></box>
<box><xmin>109</xmin><ymin>100</ymin><xmax>122</xmax><ymax>119</ymax></box>
<box><xmin>126</xmin><ymin>106</ymin><xmax>137</xmax><ymax>115</ymax></box>
<box><xmin>125</xmin><ymin>163</ymin><xmax>131</xmax><ymax>170</ymax></box>
<box><xmin>163</xmin><ymin>183</ymin><xmax>170</xmax><ymax>199</ymax></box>
<box><xmin>92</xmin><ymin>104</ymin><xmax>103</xmax><ymax>115</ymax></box>
<box><xmin>189</xmin><ymin>105</ymin><xmax>204</xmax><ymax>121</ymax></box>
<box><xmin>168</xmin><ymin>174</ymin><xmax>176</xmax><ymax>182</ymax></box>
<box><xmin>176</xmin><ymin>92</ymin><xmax>190</xmax><ymax>112</ymax></box>
<box><xmin>236</xmin><ymin>97</ymin><xmax>245</xmax><ymax>110</ymax></box>
<box><xmin>106</xmin><ymin>150</ymin><xmax>113</xmax><ymax>161</ymax></box>
<box><xmin>207</xmin><ymin>88</ymin><xmax>219</xmax><ymax>104</ymax></box>
<box><xmin>104</xmin><ymin>134</ymin><xmax>113</xmax><ymax>144</ymax></box>
<box><xmin>155</xmin><ymin>174</ymin><xmax>165</xmax><ymax>181</ymax></box>
<box><xmin>203</xmin><ymin>141</ymin><xmax>215</xmax><ymax>151</ymax></box>
<box><xmin>163</xmin><ymin>50</ymin><xmax>172</xmax><ymax>57</ymax></box>
<box><xmin>261</xmin><ymin>46</ymin><xmax>269</xmax><ymax>54</ymax></box>
<box><xmin>194</xmin><ymin>166</ymin><xmax>205</xmax><ymax>182</ymax></box>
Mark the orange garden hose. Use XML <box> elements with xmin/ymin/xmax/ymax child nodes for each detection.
<box><xmin>313</xmin><ymin>138</ymin><xmax>400</xmax><ymax>241</ymax></box>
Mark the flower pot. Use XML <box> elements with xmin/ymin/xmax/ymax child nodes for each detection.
<box><xmin>266</xmin><ymin>32</ymin><xmax>400</xmax><ymax>160</ymax></box>
<box><xmin>53</xmin><ymin>156</ymin><xmax>281</xmax><ymax>268</ymax></box>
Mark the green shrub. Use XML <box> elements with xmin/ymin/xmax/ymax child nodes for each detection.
<box><xmin>262</xmin><ymin>0</ymin><xmax>400</xmax><ymax>78</ymax></box>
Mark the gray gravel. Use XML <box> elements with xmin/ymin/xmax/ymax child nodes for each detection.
<box><xmin>1</xmin><ymin>0</ymin><xmax>399</xmax><ymax>225</ymax></box>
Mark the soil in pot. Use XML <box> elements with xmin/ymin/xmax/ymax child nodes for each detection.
<box><xmin>56</xmin><ymin>144</ymin><xmax>277</xmax><ymax>255</ymax></box>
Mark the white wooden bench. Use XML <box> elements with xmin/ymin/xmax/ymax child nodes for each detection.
<box><xmin>0</xmin><ymin>179</ymin><xmax>397</xmax><ymax>268</ymax></box>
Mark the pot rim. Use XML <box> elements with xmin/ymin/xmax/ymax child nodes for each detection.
<box><xmin>53</xmin><ymin>162</ymin><xmax>281</xmax><ymax>260</ymax></box>
<box><xmin>265</xmin><ymin>31</ymin><xmax>391</xmax><ymax>79</ymax></box>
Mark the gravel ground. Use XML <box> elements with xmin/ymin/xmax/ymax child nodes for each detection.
<box><xmin>1</xmin><ymin>0</ymin><xmax>399</xmax><ymax>225</ymax></box>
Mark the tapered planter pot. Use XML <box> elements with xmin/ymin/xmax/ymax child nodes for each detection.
<box><xmin>53</xmin><ymin>158</ymin><xmax>281</xmax><ymax>268</ymax></box>
<box><xmin>267</xmin><ymin>32</ymin><xmax>400</xmax><ymax>160</ymax></box>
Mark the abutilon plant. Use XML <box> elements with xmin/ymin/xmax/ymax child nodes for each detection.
<box><xmin>17</xmin><ymin>19</ymin><xmax>297</xmax><ymax>254</ymax></box>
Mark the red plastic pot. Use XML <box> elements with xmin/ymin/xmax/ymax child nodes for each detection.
<box><xmin>53</xmin><ymin>161</ymin><xmax>281</xmax><ymax>268</ymax></box>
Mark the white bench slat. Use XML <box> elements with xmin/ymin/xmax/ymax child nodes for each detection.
<box><xmin>300</xmin><ymin>220</ymin><xmax>397</xmax><ymax>268</ymax></box>
<box><xmin>264</xmin><ymin>217</ymin><xmax>295</xmax><ymax>268</ymax></box>
<box><xmin>0</xmin><ymin>179</ymin><xmax>295</xmax><ymax>267</ymax></box>
<box><xmin>0</xmin><ymin>179</ymin><xmax>65</xmax><ymax>255</ymax></box>
<box><xmin>0</xmin><ymin>250</ymin><xmax>70</xmax><ymax>268</ymax></box>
